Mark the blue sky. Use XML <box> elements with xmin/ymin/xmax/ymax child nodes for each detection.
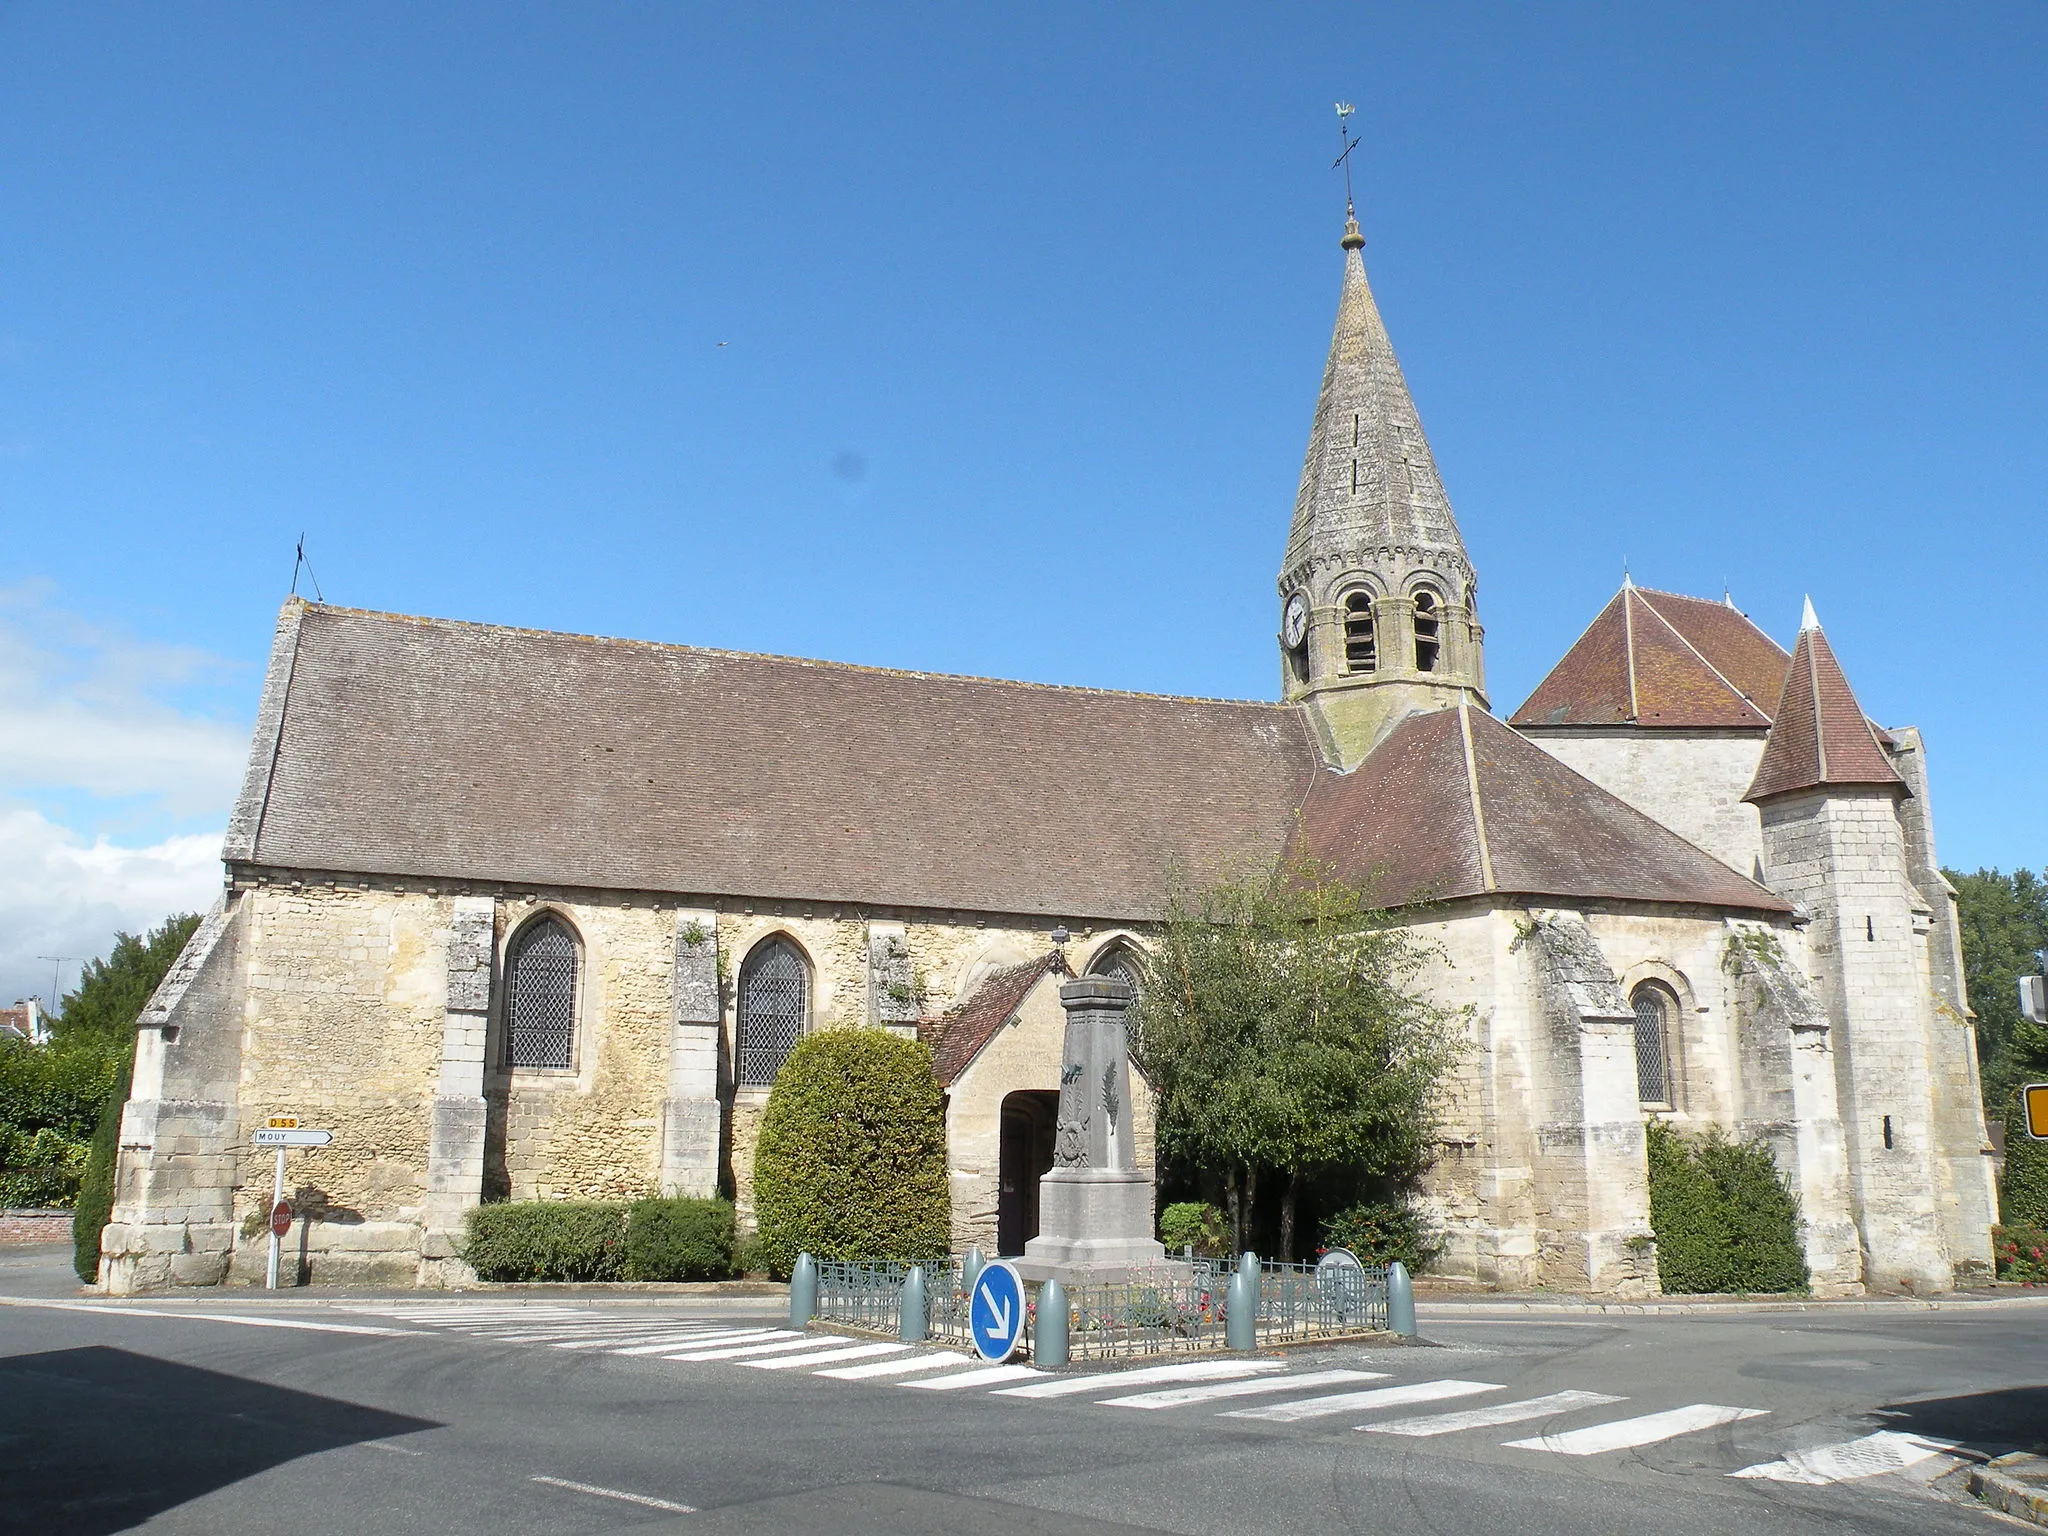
<box><xmin>2</xmin><ymin>3</ymin><xmax>2043</xmax><ymax>1004</ymax></box>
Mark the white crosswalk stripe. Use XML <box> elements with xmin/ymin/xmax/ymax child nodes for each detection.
<box><xmin>1506</xmin><ymin>1403</ymin><xmax>1766</xmax><ymax>1455</ymax></box>
<box><xmin>667</xmin><ymin>1335</ymin><xmax>823</xmax><ymax>1362</ymax></box>
<box><xmin>746</xmin><ymin>1343</ymin><xmax>912</xmax><ymax>1371</ymax></box>
<box><xmin>1361</xmin><ymin>1390</ymin><xmax>1626</xmax><ymax>1437</ymax></box>
<box><xmin>1729</xmin><ymin>1430</ymin><xmax>1957</xmax><ymax>1485</ymax></box>
<box><xmin>994</xmin><ymin>1360</ymin><xmax>1287</xmax><ymax>1400</ymax></box>
<box><xmin>1102</xmin><ymin>1368</ymin><xmax>1384</xmax><ymax>1410</ymax></box>
<box><xmin>1226</xmin><ymin>1379</ymin><xmax>1504</xmax><ymax>1423</ymax></box>
<box><xmin>906</xmin><ymin>1364</ymin><xmax>1045</xmax><ymax>1390</ymax></box>
<box><xmin>611</xmin><ymin>1329</ymin><xmax>786</xmax><ymax>1355</ymax></box>
<box><xmin>553</xmin><ymin>1329</ymin><xmax>731</xmax><ymax>1351</ymax></box>
<box><xmin>816</xmin><ymin>1351</ymin><xmax>977</xmax><ymax>1381</ymax></box>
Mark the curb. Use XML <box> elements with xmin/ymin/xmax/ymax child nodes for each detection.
<box><xmin>1970</xmin><ymin>1454</ymin><xmax>2048</xmax><ymax>1526</ymax></box>
<box><xmin>1413</xmin><ymin>1293</ymin><xmax>2048</xmax><ymax>1317</ymax></box>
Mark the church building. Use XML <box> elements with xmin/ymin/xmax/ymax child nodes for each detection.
<box><xmin>102</xmin><ymin>209</ymin><xmax>1997</xmax><ymax>1296</ymax></box>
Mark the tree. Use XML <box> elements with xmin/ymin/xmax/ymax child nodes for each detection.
<box><xmin>1948</xmin><ymin>867</ymin><xmax>2048</xmax><ymax>1229</ymax></box>
<box><xmin>51</xmin><ymin>913</ymin><xmax>203</xmax><ymax>1043</ymax></box>
<box><xmin>1128</xmin><ymin>861</ymin><xmax>1465</xmax><ymax>1260</ymax></box>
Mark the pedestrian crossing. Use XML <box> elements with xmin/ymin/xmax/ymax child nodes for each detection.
<box><xmin>336</xmin><ymin>1302</ymin><xmax>1960</xmax><ymax>1487</ymax></box>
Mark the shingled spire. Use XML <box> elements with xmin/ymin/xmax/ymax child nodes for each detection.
<box><xmin>1745</xmin><ymin>603</ymin><xmax>1905</xmax><ymax>803</ymax></box>
<box><xmin>1277</xmin><ymin>212</ymin><xmax>1485</xmax><ymax>767</ymax></box>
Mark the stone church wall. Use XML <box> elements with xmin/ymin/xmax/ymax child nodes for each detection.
<box><xmin>1520</xmin><ymin>729</ymin><xmax>1766</xmax><ymax>877</ymax></box>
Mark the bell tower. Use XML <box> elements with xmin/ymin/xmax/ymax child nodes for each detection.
<box><xmin>1278</xmin><ymin>211</ymin><xmax>1486</xmax><ymax>767</ymax></box>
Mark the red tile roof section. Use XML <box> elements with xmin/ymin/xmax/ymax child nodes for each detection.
<box><xmin>1296</xmin><ymin>704</ymin><xmax>1791</xmax><ymax>912</ymax></box>
<box><xmin>921</xmin><ymin>953</ymin><xmax>1063</xmax><ymax>1086</ymax></box>
<box><xmin>1744</xmin><ymin>625</ymin><xmax>1906</xmax><ymax>802</ymax></box>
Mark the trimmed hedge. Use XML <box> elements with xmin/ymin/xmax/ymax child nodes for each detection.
<box><xmin>463</xmin><ymin>1200</ymin><xmax>628</xmax><ymax>1282</ymax></box>
<box><xmin>1646</xmin><ymin>1120</ymin><xmax>1808</xmax><ymax>1294</ymax></box>
<box><xmin>0</xmin><ymin>1035</ymin><xmax>122</xmax><ymax>1214</ymax></box>
<box><xmin>70</xmin><ymin>1046</ymin><xmax>134</xmax><ymax>1282</ymax></box>
<box><xmin>751</xmin><ymin>1030</ymin><xmax>950</xmax><ymax>1278</ymax></box>
<box><xmin>1320</xmin><ymin>1201</ymin><xmax>1441</xmax><ymax>1271</ymax></box>
<box><xmin>1159</xmin><ymin>1201</ymin><xmax>1228</xmax><ymax>1257</ymax></box>
<box><xmin>625</xmin><ymin>1197</ymin><xmax>738</xmax><ymax>1281</ymax></box>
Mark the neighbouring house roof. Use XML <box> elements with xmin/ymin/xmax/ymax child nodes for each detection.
<box><xmin>225</xmin><ymin>599</ymin><xmax>1793</xmax><ymax>922</ymax></box>
<box><xmin>1293</xmin><ymin>701</ymin><xmax>1793</xmax><ymax>912</ymax></box>
<box><xmin>1510</xmin><ymin>585</ymin><xmax>1790</xmax><ymax>730</ymax></box>
<box><xmin>1745</xmin><ymin>616</ymin><xmax>1906</xmax><ymax>803</ymax></box>
<box><xmin>921</xmin><ymin>952</ymin><xmax>1065</xmax><ymax>1086</ymax></box>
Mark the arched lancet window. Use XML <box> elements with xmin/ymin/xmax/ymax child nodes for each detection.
<box><xmin>1413</xmin><ymin>588</ymin><xmax>1442</xmax><ymax>673</ymax></box>
<box><xmin>737</xmin><ymin>937</ymin><xmax>810</xmax><ymax>1086</ymax></box>
<box><xmin>1631</xmin><ymin>983</ymin><xmax>1676</xmax><ymax>1107</ymax></box>
<box><xmin>1343</xmin><ymin>592</ymin><xmax>1377</xmax><ymax>674</ymax></box>
<box><xmin>506</xmin><ymin>916</ymin><xmax>578</xmax><ymax>1070</ymax></box>
<box><xmin>1088</xmin><ymin>944</ymin><xmax>1141</xmax><ymax>999</ymax></box>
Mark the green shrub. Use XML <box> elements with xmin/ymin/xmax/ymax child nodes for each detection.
<box><xmin>1320</xmin><ymin>1201</ymin><xmax>1441</xmax><ymax>1271</ymax></box>
<box><xmin>1994</xmin><ymin>1223</ymin><xmax>2048</xmax><ymax>1284</ymax></box>
<box><xmin>1646</xmin><ymin>1120</ymin><xmax>1807</xmax><ymax>1294</ymax></box>
<box><xmin>624</xmin><ymin>1197</ymin><xmax>738</xmax><ymax>1281</ymax></box>
<box><xmin>1159</xmin><ymin>1201</ymin><xmax>1228</xmax><ymax>1257</ymax></box>
<box><xmin>751</xmin><ymin>1029</ymin><xmax>950</xmax><ymax>1278</ymax></box>
<box><xmin>0</xmin><ymin>1035</ymin><xmax>122</xmax><ymax>1215</ymax></box>
<box><xmin>2000</xmin><ymin>1097</ymin><xmax>2048</xmax><ymax>1229</ymax></box>
<box><xmin>462</xmin><ymin>1200</ymin><xmax>628</xmax><ymax>1281</ymax></box>
<box><xmin>71</xmin><ymin>1046</ymin><xmax>132</xmax><ymax>1281</ymax></box>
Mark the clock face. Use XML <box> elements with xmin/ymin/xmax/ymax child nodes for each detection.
<box><xmin>1282</xmin><ymin>594</ymin><xmax>1309</xmax><ymax>649</ymax></box>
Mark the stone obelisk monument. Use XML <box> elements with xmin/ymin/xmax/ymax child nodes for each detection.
<box><xmin>1014</xmin><ymin>976</ymin><xmax>1166</xmax><ymax>1281</ymax></box>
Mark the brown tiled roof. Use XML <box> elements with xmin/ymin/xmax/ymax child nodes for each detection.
<box><xmin>1745</xmin><ymin>624</ymin><xmax>1906</xmax><ymax>802</ymax></box>
<box><xmin>921</xmin><ymin>953</ymin><xmax>1063</xmax><ymax>1085</ymax></box>
<box><xmin>231</xmin><ymin>602</ymin><xmax>1319</xmax><ymax>922</ymax></box>
<box><xmin>1511</xmin><ymin>586</ymin><xmax>1786</xmax><ymax>730</ymax></box>
<box><xmin>1295</xmin><ymin>703</ymin><xmax>1791</xmax><ymax>912</ymax></box>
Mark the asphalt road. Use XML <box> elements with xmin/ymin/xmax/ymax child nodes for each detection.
<box><xmin>2</xmin><ymin>1246</ymin><xmax>2041</xmax><ymax>1535</ymax></box>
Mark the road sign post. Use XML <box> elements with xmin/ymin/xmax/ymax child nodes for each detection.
<box><xmin>968</xmin><ymin>1258</ymin><xmax>1026</xmax><ymax>1363</ymax></box>
<box><xmin>254</xmin><ymin>1120</ymin><xmax>331</xmax><ymax>1288</ymax></box>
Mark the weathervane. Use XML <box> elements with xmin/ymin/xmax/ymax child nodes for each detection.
<box><xmin>1333</xmin><ymin>102</ymin><xmax>1359</xmax><ymax>218</ymax></box>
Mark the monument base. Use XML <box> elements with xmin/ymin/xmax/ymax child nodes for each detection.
<box><xmin>1013</xmin><ymin>1167</ymin><xmax>1167</xmax><ymax>1284</ymax></box>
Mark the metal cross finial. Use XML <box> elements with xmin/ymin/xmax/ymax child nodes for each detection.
<box><xmin>1332</xmin><ymin>102</ymin><xmax>1359</xmax><ymax>217</ymax></box>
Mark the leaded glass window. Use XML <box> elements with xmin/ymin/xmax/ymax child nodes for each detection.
<box><xmin>738</xmin><ymin>938</ymin><xmax>809</xmax><ymax>1086</ymax></box>
<box><xmin>1632</xmin><ymin>984</ymin><xmax>1673</xmax><ymax>1106</ymax></box>
<box><xmin>506</xmin><ymin>916</ymin><xmax>577</xmax><ymax>1070</ymax></box>
<box><xmin>1089</xmin><ymin>946</ymin><xmax>1140</xmax><ymax>1000</ymax></box>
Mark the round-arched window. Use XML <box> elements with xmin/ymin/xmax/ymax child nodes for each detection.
<box><xmin>506</xmin><ymin>916</ymin><xmax>578</xmax><ymax>1070</ymax></box>
<box><xmin>1413</xmin><ymin>588</ymin><xmax>1442</xmax><ymax>673</ymax></box>
<box><xmin>1631</xmin><ymin>983</ymin><xmax>1676</xmax><ymax>1106</ymax></box>
<box><xmin>737</xmin><ymin>938</ymin><xmax>810</xmax><ymax>1086</ymax></box>
<box><xmin>1343</xmin><ymin>592</ymin><xmax>1377</xmax><ymax>674</ymax></box>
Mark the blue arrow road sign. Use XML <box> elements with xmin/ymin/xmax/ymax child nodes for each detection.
<box><xmin>968</xmin><ymin>1259</ymin><xmax>1026</xmax><ymax>1363</ymax></box>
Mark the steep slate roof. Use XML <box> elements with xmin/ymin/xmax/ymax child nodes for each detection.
<box><xmin>1511</xmin><ymin>585</ymin><xmax>1789</xmax><ymax>730</ymax></box>
<box><xmin>921</xmin><ymin>952</ymin><xmax>1064</xmax><ymax>1086</ymax></box>
<box><xmin>227</xmin><ymin>602</ymin><xmax>1319</xmax><ymax>922</ymax></box>
<box><xmin>1294</xmin><ymin>702</ymin><xmax>1792</xmax><ymax>912</ymax></box>
<box><xmin>225</xmin><ymin>599</ymin><xmax>1791</xmax><ymax>920</ymax></box>
<box><xmin>1745</xmin><ymin>615</ymin><xmax>1906</xmax><ymax>802</ymax></box>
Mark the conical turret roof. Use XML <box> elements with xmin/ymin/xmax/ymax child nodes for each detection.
<box><xmin>1744</xmin><ymin>607</ymin><xmax>1905</xmax><ymax>802</ymax></box>
<box><xmin>1282</xmin><ymin>214</ymin><xmax>1469</xmax><ymax>579</ymax></box>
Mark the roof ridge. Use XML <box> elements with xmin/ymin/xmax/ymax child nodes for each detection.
<box><xmin>1622</xmin><ymin>585</ymin><xmax>1641</xmax><ymax>720</ymax></box>
<box><xmin>1456</xmin><ymin>698</ymin><xmax>1497</xmax><ymax>892</ymax></box>
<box><xmin>295</xmin><ymin>600</ymin><xmax>1291</xmax><ymax>713</ymax></box>
<box><xmin>1632</xmin><ymin>589</ymin><xmax>1773</xmax><ymax>723</ymax></box>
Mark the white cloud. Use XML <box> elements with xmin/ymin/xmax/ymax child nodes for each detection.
<box><xmin>0</xmin><ymin>808</ymin><xmax>223</xmax><ymax>1008</ymax></box>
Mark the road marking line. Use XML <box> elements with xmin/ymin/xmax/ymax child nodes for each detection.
<box><xmin>553</xmin><ymin>1329</ymin><xmax>733</xmax><ymax>1351</ymax></box>
<box><xmin>612</xmin><ymin>1329</ymin><xmax>786</xmax><ymax>1356</ymax></box>
<box><xmin>1225</xmin><ymin>1379</ymin><xmax>1504</xmax><ymax>1423</ymax></box>
<box><xmin>1103</xmin><ymin>1368</ymin><xmax>1384</xmax><ymax>1409</ymax></box>
<box><xmin>362</xmin><ymin>1441</ymin><xmax>425</xmax><ymax>1456</ymax></box>
<box><xmin>529</xmin><ymin>1475</ymin><xmax>694</xmax><ymax>1513</ymax></box>
<box><xmin>1730</xmin><ymin>1430</ymin><xmax>1957</xmax><ymax>1484</ymax></box>
<box><xmin>1362</xmin><ymin>1390</ymin><xmax>1626</xmax><ymax>1437</ymax></box>
<box><xmin>746</xmin><ymin>1343</ymin><xmax>911</xmax><ymax>1370</ymax></box>
<box><xmin>995</xmin><ymin>1360</ymin><xmax>1288</xmax><ymax>1399</ymax></box>
<box><xmin>817</xmin><ymin>1352</ymin><xmax>976</xmax><ymax>1380</ymax></box>
<box><xmin>0</xmin><ymin>1299</ymin><xmax>407</xmax><ymax>1336</ymax></box>
<box><xmin>667</xmin><ymin>1335</ymin><xmax>828</xmax><ymax>1361</ymax></box>
<box><xmin>1506</xmin><ymin>1403</ymin><xmax>1767</xmax><ymax>1455</ymax></box>
<box><xmin>904</xmin><ymin>1363</ymin><xmax>1045</xmax><ymax>1390</ymax></box>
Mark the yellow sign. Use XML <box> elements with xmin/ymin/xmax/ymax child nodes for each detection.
<box><xmin>2025</xmin><ymin>1085</ymin><xmax>2048</xmax><ymax>1141</ymax></box>
<box><xmin>266</xmin><ymin>1116</ymin><xmax>300</xmax><ymax>1130</ymax></box>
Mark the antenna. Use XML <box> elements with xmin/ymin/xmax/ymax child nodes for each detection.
<box><xmin>289</xmin><ymin>535</ymin><xmax>325</xmax><ymax>603</ymax></box>
<box><xmin>1332</xmin><ymin>102</ymin><xmax>1359</xmax><ymax>217</ymax></box>
<box><xmin>35</xmin><ymin>956</ymin><xmax>81</xmax><ymax>1017</ymax></box>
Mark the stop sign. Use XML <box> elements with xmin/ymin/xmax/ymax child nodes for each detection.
<box><xmin>269</xmin><ymin>1199</ymin><xmax>293</xmax><ymax>1237</ymax></box>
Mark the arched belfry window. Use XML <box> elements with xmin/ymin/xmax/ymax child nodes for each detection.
<box><xmin>1631</xmin><ymin>983</ymin><xmax>1676</xmax><ymax>1107</ymax></box>
<box><xmin>1413</xmin><ymin>589</ymin><xmax>1442</xmax><ymax>673</ymax></box>
<box><xmin>1343</xmin><ymin>592</ymin><xmax>1377</xmax><ymax>674</ymax></box>
<box><xmin>506</xmin><ymin>916</ymin><xmax>578</xmax><ymax>1070</ymax></box>
<box><xmin>737</xmin><ymin>938</ymin><xmax>810</xmax><ymax>1086</ymax></box>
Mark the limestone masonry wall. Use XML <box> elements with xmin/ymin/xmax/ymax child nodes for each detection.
<box><xmin>1521</xmin><ymin>730</ymin><xmax>1766</xmax><ymax>877</ymax></box>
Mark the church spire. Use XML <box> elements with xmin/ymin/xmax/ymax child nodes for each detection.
<box><xmin>1278</xmin><ymin>212</ymin><xmax>1485</xmax><ymax>767</ymax></box>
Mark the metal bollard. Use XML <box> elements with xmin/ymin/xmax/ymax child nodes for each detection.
<box><xmin>899</xmin><ymin>1264</ymin><xmax>928</xmax><ymax>1343</ymax></box>
<box><xmin>963</xmin><ymin>1245</ymin><xmax>985</xmax><ymax>1296</ymax></box>
<box><xmin>1387</xmin><ymin>1259</ymin><xmax>1416</xmax><ymax>1338</ymax></box>
<box><xmin>1225</xmin><ymin>1267</ymin><xmax>1256</xmax><ymax>1351</ymax></box>
<box><xmin>1035</xmin><ymin>1279</ymin><xmax>1068</xmax><ymax>1368</ymax></box>
<box><xmin>1238</xmin><ymin>1249</ymin><xmax>1261</xmax><ymax>1314</ymax></box>
<box><xmin>789</xmin><ymin>1252</ymin><xmax>818</xmax><ymax>1329</ymax></box>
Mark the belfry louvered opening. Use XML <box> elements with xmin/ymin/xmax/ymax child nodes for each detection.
<box><xmin>1413</xmin><ymin>589</ymin><xmax>1441</xmax><ymax>673</ymax></box>
<box><xmin>506</xmin><ymin>915</ymin><xmax>578</xmax><ymax>1070</ymax></box>
<box><xmin>738</xmin><ymin>937</ymin><xmax>810</xmax><ymax>1086</ymax></box>
<box><xmin>1343</xmin><ymin>592</ymin><xmax>1377</xmax><ymax>673</ymax></box>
